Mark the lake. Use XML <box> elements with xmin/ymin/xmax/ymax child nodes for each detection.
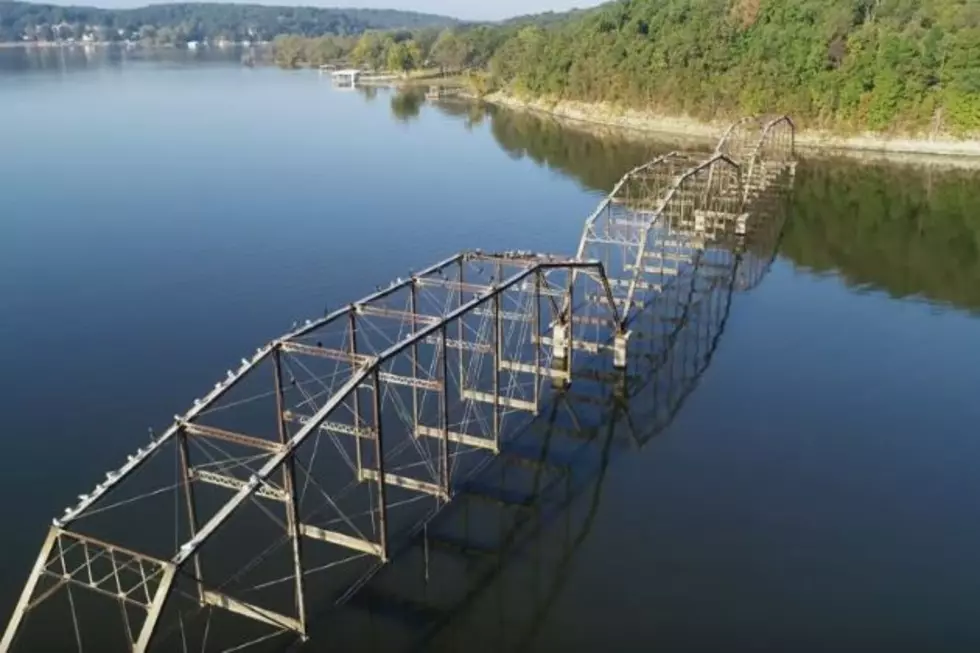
<box><xmin>3</xmin><ymin>46</ymin><xmax>980</xmax><ymax>653</ymax></box>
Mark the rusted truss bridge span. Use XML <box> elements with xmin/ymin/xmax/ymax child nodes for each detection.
<box><xmin>1</xmin><ymin>115</ymin><xmax>795</xmax><ymax>653</ymax></box>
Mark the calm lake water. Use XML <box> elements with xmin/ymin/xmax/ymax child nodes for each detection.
<box><xmin>3</xmin><ymin>47</ymin><xmax>980</xmax><ymax>652</ymax></box>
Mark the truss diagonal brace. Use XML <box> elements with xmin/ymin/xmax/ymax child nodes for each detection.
<box><xmin>172</xmin><ymin>261</ymin><xmax>588</xmax><ymax>567</ymax></box>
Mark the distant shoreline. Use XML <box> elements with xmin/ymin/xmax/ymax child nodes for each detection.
<box><xmin>0</xmin><ymin>41</ymin><xmax>266</xmax><ymax>49</ymax></box>
<box><xmin>483</xmin><ymin>93</ymin><xmax>980</xmax><ymax>160</ymax></box>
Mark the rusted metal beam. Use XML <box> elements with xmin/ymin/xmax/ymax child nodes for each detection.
<box><xmin>301</xmin><ymin>524</ymin><xmax>383</xmax><ymax>557</ymax></box>
<box><xmin>280</xmin><ymin>342</ymin><xmax>374</xmax><ymax>367</ymax></box>
<box><xmin>176</xmin><ymin>430</ymin><xmax>204</xmax><ymax>603</ymax></box>
<box><xmin>359</xmin><ymin>469</ymin><xmax>448</xmax><ymax>500</ymax></box>
<box><xmin>499</xmin><ymin>360</ymin><xmax>569</xmax><ymax>380</ymax></box>
<box><xmin>355</xmin><ymin>305</ymin><xmax>442</xmax><ymax>326</ymax></box>
<box><xmin>416</xmin><ymin>278</ymin><xmax>504</xmax><ymax>295</ymax></box>
<box><xmin>189</xmin><ymin>469</ymin><xmax>289</xmax><ymax>502</ymax></box>
<box><xmin>439</xmin><ymin>326</ymin><xmax>451</xmax><ymax>495</ymax></box>
<box><xmin>423</xmin><ymin>335</ymin><xmax>492</xmax><ymax>354</ymax></box>
<box><xmin>370</xmin><ymin>369</ymin><xmax>389</xmax><ymax>561</ymax></box>
<box><xmin>377</xmin><ymin>372</ymin><xmax>441</xmax><ymax>391</ymax></box>
<box><xmin>492</xmin><ymin>293</ymin><xmax>502</xmax><ymax>449</ymax></box>
<box><xmin>283</xmin><ymin>411</ymin><xmax>375</xmax><ymax>439</ymax></box>
<box><xmin>416</xmin><ymin>426</ymin><xmax>496</xmax><ymax>452</ymax></box>
<box><xmin>273</xmin><ymin>348</ymin><xmax>307</xmax><ymax>637</ymax></box>
<box><xmin>349</xmin><ymin>310</ymin><xmax>364</xmax><ymax>476</ymax></box>
<box><xmin>202</xmin><ymin>591</ymin><xmax>302</xmax><ymax>633</ymax></box>
<box><xmin>182</xmin><ymin>422</ymin><xmax>283</xmax><ymax>453</ymax></box>
<box><xmin>461</xmin><ymin>390</ymin><xmax>536</xmax><ymax>413</ymax></box>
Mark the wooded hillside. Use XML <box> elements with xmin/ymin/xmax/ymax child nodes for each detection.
<box><xmin>0</xmin><ymin>2</ymin><xmax>456</xmax><ymax>44</ymax></box>
<box><xmin>487</xmin><ymin>0</ymin><xmax>980</xmax><ymax>134</ymax></box>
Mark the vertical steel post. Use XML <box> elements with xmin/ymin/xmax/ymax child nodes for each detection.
<box><xmin>492</xmin><ymin>292</ymin><xmax>501</xmax><ymax>450</ymax></box>
<box><xmin>457</xmin><ymin>260</ymin><xmax>465</xmax><ymax>391</ymax></box>
<box><xmin>0</xmin><ymin>527</ymin><xmax>60</xmax><ymax>652</ymax></box>
<box><xmin>176</xmin><ymin>429</ymin><xmax>204</xmax><ymax>603</ymax></box>
<box><xmin>566</xmin><ymin>271</ymin><xmax>575</xmax><ymax>374</ymax></box>
<box><xmin>371</xmin><ymin>369</ymin><xmax>390</xmax><ymax>561</ymax></box>
<box><xmin>349</xmin><ymin>310</ymin><xmax>363</xmax><ymax>474</ymax></box>
<box><xmin>133</xmin><ymin>564</ymin><xmax>177</xmax><ymax>653</ymax></box>
<box><xmin>533</xmin><ymin>270</ymin><xmax>542</xmax><ymax>413</ymax></box>
<box><xmin>410</xmin><ymin>280</ymin><xmax>420</xmax><ymax>439</ymax></box>
<box><xmin>273</xmin><ymin>347</ymin><xmax>307</xmax><ymax>636</ymax></box>
<box><xmin>440</xmin><ymin>325</ymin><xmax>451</xmax><ymax>497</ymax></box>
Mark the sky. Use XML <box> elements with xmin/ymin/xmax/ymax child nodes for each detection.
<box><xmin>51</xmin><ymin>0</ymin><xmax>607</xmax><ymax>21</ymax></box>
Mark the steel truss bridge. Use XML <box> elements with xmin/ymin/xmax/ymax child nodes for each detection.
<box><xmin>1</xmin><ymin>115</ymin><xmax>796</xmax><ymax>653</ymax></box>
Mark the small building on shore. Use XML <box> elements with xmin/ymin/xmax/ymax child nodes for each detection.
<box><xmin>331</xmin><ymin>69</ymin><xmax>361</xmax><ymax>86</ymax></box>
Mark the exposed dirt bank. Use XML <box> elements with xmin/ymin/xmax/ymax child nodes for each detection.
<box><xmin>484</xmin><ymin>93</ymin><xmax>980</xmax><ymax>160</ymax></box>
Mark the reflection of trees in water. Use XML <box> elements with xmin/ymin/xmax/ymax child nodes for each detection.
<box><xmin>449</xmin><ymin>103</ymin><xmax>980</xmax><ymax>314</ymax></box>
<box><xmin>486</xmin><ymin>106</ymin><xmax>668</xmax><ymax>192</ymax></box>
<box><xmin>390</xmin><ymin>88</ymin><xmax>426</xmax><ymax>123</ymax></box>
<box><xmin>434</xmin><ymin>103</ymin><xmax>725</xmax><ymax>193</ymax></box>
<box><xmin>430</xmin><ymin>100</ymin><xmax>486</xmax><ymax>131</ymax></box>
<box><xmin>0</xmin><ymin>44</ymin><xmax>254</xmax><ymax>74</ymax></box>
<box><xmin>358</xmin><ymin>85</ymin><xmax>379</xmax><ymax>102</ymax></box>
<box><xmin>430</xmin><ymin>102</ymin><xmax>670</xmax><ymax>192</ymax></box>
<box><xmin>781</xmin><ymin>159</ymin><xmax>980</xmax><ymax>312</ymax></box>
<box><xmin>0</xmin><ymin>45</ymin><xmax>117</xmax><ymax>73</ymax></box>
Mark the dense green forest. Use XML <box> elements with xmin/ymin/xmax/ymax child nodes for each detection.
<box><xmin>487</xmin><ymin>0</ymin><xmax>980</xmax><ymax>134</ymax></box>
<box><xmin>0</xmin><ymin>2</ymin><xmax>455</xmax><ymax>44</ymax></box>
<box><xmin>275</xmin><ymin>0</ymin><xmax>980</xmax><ymax>135</ymax></box>
<box><xmin>271</xmin><ymin>25</ymin><xmax>507</xmax><ymax>71</ymax></box>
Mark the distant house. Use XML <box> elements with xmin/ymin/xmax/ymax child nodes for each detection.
<box><xmin>186</xmin><ymin>41</ymin><xmax>199</xmax><ymax>50</ymax></box>
<box><xmin>332</xmin><ymin>69</ymin><xmax>361</xmax><ymax>86</ymax></box>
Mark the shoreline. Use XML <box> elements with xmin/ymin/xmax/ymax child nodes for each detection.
<box><xmin>483</xmin><ymin>93</ymin><xmax>980</xmax><ymax>161</ymax></box>
<box><xmin>0</xmin><ymin>41</ymin><xmax>266</xmax><ymax>49</ymax></box>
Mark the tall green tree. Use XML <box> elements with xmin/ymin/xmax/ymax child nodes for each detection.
<box><xmin>430</xmin><ymin>29</ymin><xmax>471</xmax><ymax>72</ymax></box>
<box><xmin>385</xmin><ymin>39</ymin><xmax>421</xmax><ymax>74</ymax></box>
<box><xmin>351</xmin><ymin>31</ymin><xmax>387</xmax><ymax>69</ymax></box>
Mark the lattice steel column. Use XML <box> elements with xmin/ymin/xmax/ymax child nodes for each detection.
<box><xmin>273</xmin><ymin>347</ymin><xmax>308</xmax><ymax>638</ymax></box>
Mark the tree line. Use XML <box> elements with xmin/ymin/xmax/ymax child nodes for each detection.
<box><xmin>274</xmin><ymin>0</ymin><xmax>980</xmax><ymax>136</ymax></box>
<box><xmin>271</xmin><ymin>26</ymin><xmax>506</xmax><ymax>73</ymax></box>
<box><xmin>0</xmin><ymin>2</ymin><xmax>455</xmax><ymax>44</ymax></box>
<box><xmin>485</xmin><ymin>0</ymin><xmax>980</xmax><ymax>135</ymax></box>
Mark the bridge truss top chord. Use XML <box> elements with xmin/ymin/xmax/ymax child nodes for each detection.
<box><xmin>1</xmin><ymin>115</ymin><xmax>796</xmax><ymax>653</ymax></box>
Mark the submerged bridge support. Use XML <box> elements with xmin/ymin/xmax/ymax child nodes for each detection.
<box><xmin>1</xmin><ymin>115</ymin><xmax>795</xmax><ymax>653</ymax></box>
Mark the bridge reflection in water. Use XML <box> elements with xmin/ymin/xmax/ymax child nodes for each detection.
<box><xmin>317</xmin><ymin>128</ymin><xmax>794</xmax><ymax>653</ymax></box>
<box><xmin>1</xmin><ymin>117</ymin><xmax>795</xmax><ymax>653</ymax></box>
